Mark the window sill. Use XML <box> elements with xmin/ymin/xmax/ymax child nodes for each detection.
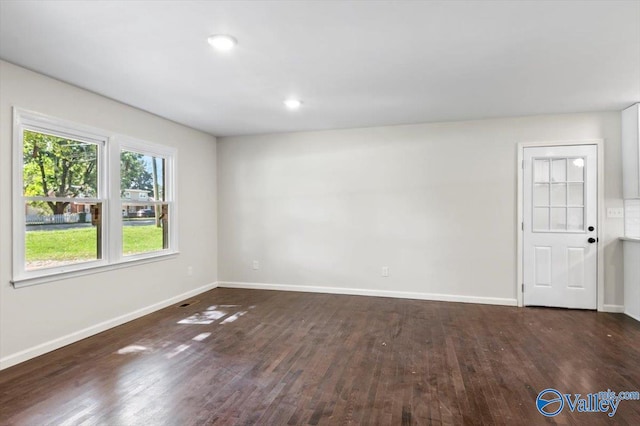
<box><xmin>11</xmin><ymin>252</ymin><xmax>180</xmax><ymax>289</ymax></box>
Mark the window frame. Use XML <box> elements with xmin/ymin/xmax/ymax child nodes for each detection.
<box><xmin>12</xmin><ymin>108</ymin><xmax>178</xmax><ymax>287</ymax></box>
<box><xmin>114</xmin><ymin>136</ymin><xmax>178</xmax><ymax>262</ymax></box>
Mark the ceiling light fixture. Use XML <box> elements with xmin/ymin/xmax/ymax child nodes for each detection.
<box><xmin>284</xmin><ymin>99</ymin><xmax>303</xmax><ymax>110</ymax></box>
<box><xmin>207</xmin><ymin>34</ymin><xmax>237</xmax><ymax>52</ymax></box>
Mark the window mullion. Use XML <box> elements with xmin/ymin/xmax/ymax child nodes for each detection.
<box><xmin>107</xmin><ymin>137</ymin><xmax>123</xmax><ymax>262</ymax></box>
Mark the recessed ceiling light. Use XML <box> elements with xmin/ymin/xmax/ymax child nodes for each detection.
<box><xmin>284</xmin><ymin>99</ymin><xmax>303</xmax><ymax>110</ymax></box>
<box><xmin>207</xmin><ymin>34</ymin><xmax>237</xmax><ymax>52</ymax></box>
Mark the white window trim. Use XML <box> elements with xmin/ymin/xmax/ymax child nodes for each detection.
<box><xmin>12</xmin><ymin>108</ymin><xmax>179</xmax><ymax>287</ymax></box>
<box><xmin>112</xmin><ymin>135</ymin><xmax>179</xmax><ymax>263</ymax></box>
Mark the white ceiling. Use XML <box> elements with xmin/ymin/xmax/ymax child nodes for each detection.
<box><xmin>1</xmin><ymin>1</ymin><xmax>639</xmax><ymax>137</ymax></box>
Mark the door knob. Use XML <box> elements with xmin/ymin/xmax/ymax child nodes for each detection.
<box><xmin>588</xmin><ymin>226</ymin><xmax>595</xmax><ymax>232</ymax></box>
<box><xmin>588</xmin><ymin>237</ymin><xmax>597</xmax><ymax>244</ymax></box>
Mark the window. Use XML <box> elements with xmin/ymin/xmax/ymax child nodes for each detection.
<box><xmin>21</xmin><ymin>128</ymin><xmax>103</xmax><ymax>271</ymax></box>
<box><xmin>120</xmin><ymin>147</ymin><xmax>172</xmax><ymax>257</ymax></box>
<box><xmin>532</xmin><ymin>157</ymin><xmax>585</xmax><ymax>232</ymax></box>
<box><xmin>13</xmin><ymin>109</ymin><xmax>177</xmax><ymax>285</ymax></box>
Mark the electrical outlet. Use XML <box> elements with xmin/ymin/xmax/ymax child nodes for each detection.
<box><xmin>382</xmin><ymin>266</ymin><xmax>389</xmax><ymax>277</ymax></box>
<box><xmin>187</xmin><ymin>266</ymin><xmax>193</xmax><ymax>276</ymax></box>
<box><xmin>607</xmin><ymin>208</ymin><xmax>624</xmax><ymax>218</ymax></box>
<box><xmin>252</xmin><ymin>260</ymin><xmax>260</xmax><ymax>270</ymax></box>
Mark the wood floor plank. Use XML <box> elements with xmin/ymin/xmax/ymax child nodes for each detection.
<box><xmin>1</xmin><ymin>288</ymin><xmax>640</xmax><ymax>425</ymax></box>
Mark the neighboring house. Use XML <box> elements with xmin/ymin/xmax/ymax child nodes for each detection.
<box><xmin>69</xmin><ymin>203</ymin><xmax>89</xmax><ymax>214</ymax></box>
<box><xmin>122</xmin><ymin>189</ymin><xmax>152</xmax><ymax>216</ymax></box>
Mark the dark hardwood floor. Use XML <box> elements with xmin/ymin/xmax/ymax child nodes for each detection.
<box><xmin>1</xmin><ymin>288</ymin><xmax>639</xmax><ymax>425</ymax></box>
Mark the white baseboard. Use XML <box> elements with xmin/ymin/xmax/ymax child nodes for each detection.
<box><xmin>602</xmin><ymin>304</ymin><xmax>625</xmax><ymax>313</ymax></box>
<box><xmin>218</xmin><ymin>281</ymin><xmax>518</xmax><ymax>307</ymax></box>
<box><xmin>624</xmin><ymin>311</ymin><xmax>640</xmax><ymax>322</ymax></box>
<box><xmin>0</xmin><ymin>281</ymin><xmax>219</xmax><ymax>371</ymax></box>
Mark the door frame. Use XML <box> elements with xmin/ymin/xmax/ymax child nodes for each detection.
<box><xmin>516</xmin><ymin>140</ymin><xmax>605</xmax><ymax>310</ymax></box>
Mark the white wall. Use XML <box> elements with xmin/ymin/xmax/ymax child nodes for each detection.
<box><xmin>218</xmin><ymin>112</ymin><xmax>624</xmax><ymax>307</ymax></box>
<box><xmin>0</xmin><ymin>61</ymin><xmax>218</xmax><ymax>369</ymax></box>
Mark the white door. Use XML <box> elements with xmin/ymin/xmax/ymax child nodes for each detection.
<box><xmin>523</xmin><ymin>145</ymin><xmax>598</xmax><ymax>309</ymax></box>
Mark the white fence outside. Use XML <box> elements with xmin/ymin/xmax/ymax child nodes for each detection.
<box><xmin>26</xmin><ymin>213</ymin><xmax>93</xmax><ymax>225</ymax></box>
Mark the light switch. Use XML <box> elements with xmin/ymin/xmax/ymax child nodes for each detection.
<box><xmin>607</xmin><ymin>208</ymin><xmax>624</xmax><ymax>218</ymax></box>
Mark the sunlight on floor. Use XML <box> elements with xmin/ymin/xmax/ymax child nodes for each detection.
<box><xmin>192</xmin><ymin>332</ymin><xmax>211</xmax><ymax>341</ymax></box>
<box><xmin>221</xmin><ymin>311</ymin><xmax>247</xmax><ymax>324</ymax></box>
<box><xmin>166</xmin><ymin>344</ymin><xmax>190</xmax><ymax>359</ymax></box>
<box><xmin>178</xmin><ymin>305</ymin><xmax>228</xmax><ymax>324</ymax></box>
<box><xmin>116</xmin><ymin>345</ymin><xmax>149</xmax><ymax>355</ymax></box>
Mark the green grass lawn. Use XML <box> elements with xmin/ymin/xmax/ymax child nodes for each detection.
<box><xmin>26</xmin><ymin>225</ymin><xmax>164</xmax><ymax>264</ymax></box>
<box><xmin>121</xmin><ymin>226</ymin><xmax>165</xmax><ymax>255</ymax></box>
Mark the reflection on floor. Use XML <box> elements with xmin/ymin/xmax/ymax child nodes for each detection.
<box><xmin>177</xmin><ymin>304</ymin><xmax>252</xmax><ymax>325</ymax></box>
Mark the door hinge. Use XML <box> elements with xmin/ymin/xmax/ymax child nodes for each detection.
<box><xmin>522</xmin><ymin>283</ymin><xmax>525</xmax><ymax>293</ymax></box>
<box><xmin>521</xmin><ymin>222</ymin><xmax>524</xmax><ymax>231</ymax></box>
<box><xmin>521</xmin><ymin>160</ymin><xmax>524</xmax><ymax>169</ymax></box>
